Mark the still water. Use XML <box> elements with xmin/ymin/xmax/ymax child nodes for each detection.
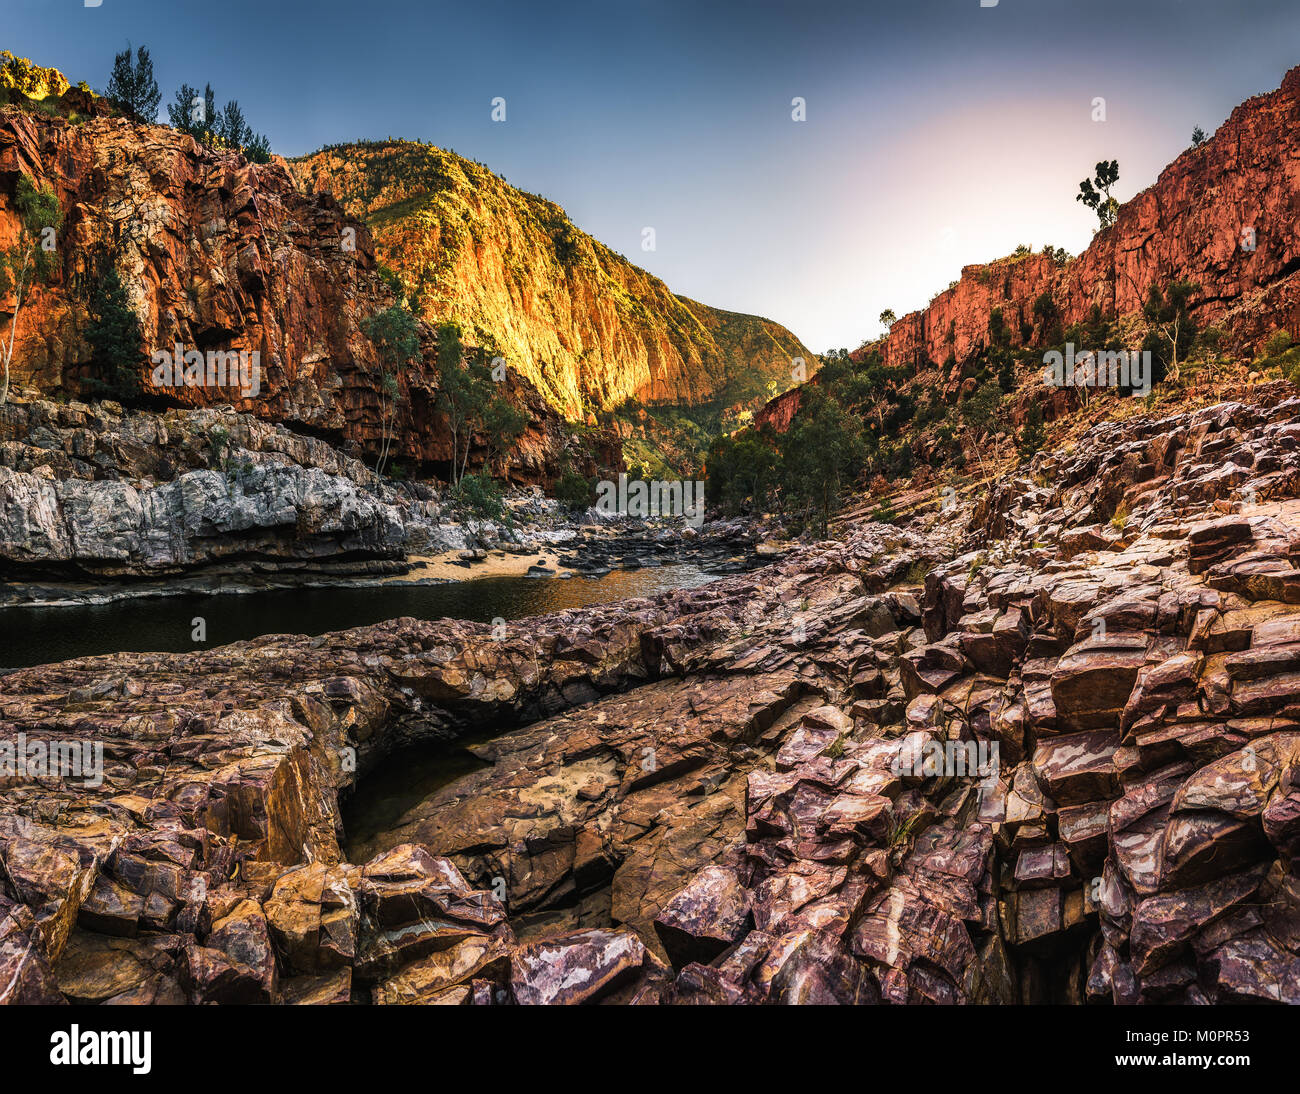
<box><xmin>0</xmin><ymin>563</ymin><xmax>722</xmax><ymax>671</ymax></box>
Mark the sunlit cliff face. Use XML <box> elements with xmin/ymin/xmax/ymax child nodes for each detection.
<box><xmin>290</xmin><ymin>142</ymin><xmax>817</xmax><ymax>419</ymax></box>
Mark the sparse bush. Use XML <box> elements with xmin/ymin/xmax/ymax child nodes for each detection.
<box><xmin>872</xmin><ymin>497</ymin><xmax>898</xmax><ymax>524</ymax></box>
<box><xmin>452</xmin><ymin>470</ymin><xmax>505</xmax><ymax>522</ymax></box>
<box><xmin>553</xmin><ymin>463</ymin><xmax>594</xmax><ymax>510</ymax></box>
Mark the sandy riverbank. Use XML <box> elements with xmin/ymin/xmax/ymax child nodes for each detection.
<box><xmin>382</xmin><ymin>549</ymin><xmax>576</xmax><ymax>583</ymax></box>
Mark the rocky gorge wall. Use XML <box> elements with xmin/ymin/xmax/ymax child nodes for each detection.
<box><xmin>0</xmin><ymin>101</ymin><xmax>618</xmax><ymax>485</ymax></box>
<box><xmin>0</xmin><ymin>399</ymin><xmax>464</xmax><ymax>584</ymax></box>
<box><xmin>291</xmin><ymin>142</ymin><xmax>816</xmax><ymax>417</ymax></box>
<box><xmin>896</xmin><ymin>64</ymin><xmax>1300</xmax><ymax>373</ymax></box>
<box><xmin>758</xmin><ymin>63</ymin><xmax>1300</xmax><ymax>434</ymax></box>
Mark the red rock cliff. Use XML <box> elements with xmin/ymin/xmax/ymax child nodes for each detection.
<box><xmin>0</xmin><ymin>102</ymin><xmax>616</xmax><ymax>483</ymax></box>
<box><xmin>759</xmin><ymin>62</ymin><xmax>1300</xmax><ymax>434</ymax></box>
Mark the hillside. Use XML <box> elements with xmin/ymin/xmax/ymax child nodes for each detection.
<box><xmin>0</xmin><ymin>83</ymin><xmax>620</xmax><ymax>486</ymax></box>
<box><xmin>872</xmin><ymin>65</ymin><xmax>1299</xmax><ymax>382</ymax></box>
<box><xmin>757</xmin><ymin>63</ymin><xmax>1300</xmax><ymax>466</ymax></box>
<box><xmin>290</xmin><ymin>142</ymin><xmax>814</xmax><ymax>420</ymax></box>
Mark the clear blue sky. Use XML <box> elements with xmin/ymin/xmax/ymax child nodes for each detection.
<box><xmin>7</xmin><ymin>0</ymin><xmax>1298</xmax><ymax>351</ymax></box>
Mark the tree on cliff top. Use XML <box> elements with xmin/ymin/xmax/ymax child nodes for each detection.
<box><xmin>167</xmin><ymin>83</ymin><xmax>215</xmax><ymax>142</ymax></box>
<box><xmin>0</xmin><ymin>176</ymin><xmax>63</xmax><ymax>406</ymax></box>
<box><xmin>106</xmin><ymin>44</ymin><xmax>160</xmax><ymax>122</ymax></box>
<box><xmin>1076</xmin><ymin>160</ymin><xmax>1119</xmax><ymax>230</ymax></box>
<box><xmin>215</xmin><ymin>100</ymin><xmax>272</xmax><ymax>163</ymax></box>
<box><xmin>166</xmin><ymin>83</ymin><xmax>272</xmax><ymax>163</ymax></box>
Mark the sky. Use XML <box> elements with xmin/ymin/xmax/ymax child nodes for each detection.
<box><xmin>6</xmin><ymin>0</ymin><xmax>1299</xmax><ymax>353</ymax></box>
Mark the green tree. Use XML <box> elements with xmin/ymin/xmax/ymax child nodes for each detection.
<box><xmin>482</xmin><ymin>394</ymin><xmax>528</xmax><ymax>477</ymax></box>
<box><xmin>435</xmin><ymin>322</ymin><xmax>484</xmax><ymax>486</ymax></box>
<box><xmin>432</xmin><ymin>323</ymin><xmax>526</xmax><ymax>487</ymax></box>
<box><xmin>167</xmin><ymin>83</ymin><xmax>270</xmax><ymax>160</ymax></box>
<box><xmin>360</xmin><ymin>304</ymin><xmax>419</xmax><ymax>475</ymax></box>
<box><xmin>0</xmin><ymin>176</ymin><xmax>63</xmax><ymax>405</ymax></box>
<box><xmin>1076</xmin><ymin>159</ymin><xmax>1120</xmax><ymax>230</ymax></box>
<box><xmin>704</xmin><ymin>429</ymin><xmax>780</xmax><ymax>515</ymax></box>
<box><xmin>243</xmin><ymin>131</ymin><xmax>272</xmax><ymax>164</ymax></box>
<box><xmin>778</xmin><ymin>387</ymin><xmax>865</xmax><ymax>537</ymax></box>
<box><xmin>960</xmin><ymin>379</ymin><xmax>1003</xmax><ymax>433</ymax></box>
<box><xmin>1191</xmin><ymin>126</ymin><xmax>1207</xmax><ymax>148</ymax></box>
<box><xmin>83</xmin><ymin>264</ymin><xmax>143</xmax><ymax>401</ymax></box>
<box><xmin>1032</xmin><ymin>291</ymin><xmax>1062</xmax><ymax>345</ymax></box>
<box><xmin>553</xmin><ymin>463</ymin><xmax>594</xmax><ymax>510</ymax></box>
<box><xmin>1018</xmin><ymin>401</ymin><xmax>1046</xmax><ymax>459</ymax></box>
<box><xmin>216</xmin><ymin>100</ymin><xmax>271</xmax><ymax>158</ymax></box>
<box><xmin>217</xmin><ymin>100</ymin><xmax>250</xmax><ymax>148</ymax></box>
<box><xmin>106</xmin><ymin>44</ymin><xmax>161</xmax><ymax>122</ymax></box>
<box><xmin>167</xmin><ymin>82</ymin><xmax>213</xmax><ymax>142</ymax></box>
<box><xmin>1142</xmin><ymin>280</ymin><xmax>1199</xmax><ymax>385</ymax></box>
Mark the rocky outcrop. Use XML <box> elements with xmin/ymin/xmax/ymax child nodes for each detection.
<box><xmin>757</xmin><ymin>63</ymin><xmax>1300</xmax><ymax>436</ymax></box>
<box><xmin>0</xmin><ymin>105</ymin><xmax>619</xmax><ymax>485</ymax></box>
<box><xmin>291</xmin><ymin>143</ymin><xmax>814</xmax><ymax>416</ymax></box>
<box><xmin>5</xmin><ymin>385</ymin><xmax>1300</xmax><ymax>1004</ymax></box>
<box><xmin>0</xmin><ymin>398</ymin><xmax>754</xmax><ymax>592</ymax></box>
<box><xmin>0</xmin><ymin>399</ymin><xmax>473</xmax><ymax>582</ymax></box>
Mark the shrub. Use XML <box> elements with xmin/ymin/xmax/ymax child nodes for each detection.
<box><xmin>553</xmin><ymin>464</ymin><xmax>594</xmax><ymax>510</ymax></box>
<box><xmin>452</xmin><ymin>471</ymin><xmax>505</xmax><ymax>522</ymax></box>
<box><xmin>1264</xmin><ymin>330</ymin><xmax>1293</xmax><ymax>357</ymax></box>
<box><xmin>872</xmin><ymin>497</ymin><xmax>898</xmax><ymax>524</ymax></box>
<box><xmin>1256</xmin><ymin>330</ymin><xmax>1300</xmax><ymax>385</ymax></box>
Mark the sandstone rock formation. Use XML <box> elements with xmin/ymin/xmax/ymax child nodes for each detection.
<box><xmin>0</xmin><ymin>398</ymin><xmax>501</xmax><ymax>583</ymax></box>
<box><xmin>0</xmin><ymin>104</ymin><xmax>619</xmax><ymax>484</ymax></box>
<box><xmin>892</xmin><ymin>64</ymin><xmax>1300</xmax><ymax>373</ymax></box>
<box><xmin>757</xmin><ymin>64</ymin><xmax>1300</xmax><ymax>433</ymax></box>
<box><xmin>0</xmin><ymin>94</ymin><xmax>803</xmax><ymax>483</ymax></box>
<box><xmin>4</xmin><ymin>384</ymin><xmax>1299</xmax><ymax>1004</ymax></box>
<box><xmin>291</xmin><ymin>142</ymin><xmax>814</xmax><ymax>417</ymax></box>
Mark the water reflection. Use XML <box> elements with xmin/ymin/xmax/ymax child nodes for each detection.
<box><xmin>0</xmin><ymin>563</ymin><xmax>722</xmax><ymax>670</ymax></box>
